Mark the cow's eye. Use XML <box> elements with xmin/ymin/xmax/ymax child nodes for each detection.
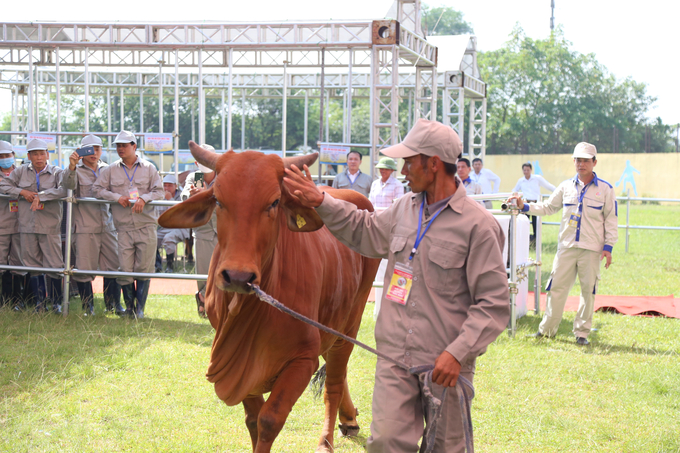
<box><xmin>271</xmin><ymin>199</ymin><xmax>280</xmax><ymax>209</ymax></box>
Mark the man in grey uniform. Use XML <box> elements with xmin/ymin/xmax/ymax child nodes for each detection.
<box><xmin>93</xmin><ymin>131</ymin><xmax>164</xmax><ymax>319</ymax></box>
<box><xmin>284</xmin><ymin>119</ymin><xmax>510</xmax><ymax>453</ymax></box>
<box><xmin>332</xmin><ymin>150</ymin><xmax>373</xmax><ymax>197</ymax></box>
<box><xmin>63</xmin><ymin>134</ymin><xmax>123</xmax><ymax>316</ymax></box>
<box><xmin>155</xmin><ymin>174</ymin><xmax>188</xmax><ymax>273</ymax></box>
<box><xmin>509</xmin><ymin>142</ymin><xmax>618</xmax><ymax>345</ymax></box>
<box><xmin>0</xmin><ymin>141</ymin><xmax>25</xmax><ymax>309</ymax></box>
<box><xmin>181</xmin><ymin>148</ymin><xmax>218</xmax><ymax>317</ymax></box>
<box><xmin>0</xmin><ymin>138</ymin><xmax>69</xmax><ymax>312</ymax></box>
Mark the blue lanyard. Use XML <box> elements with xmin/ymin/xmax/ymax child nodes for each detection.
<box><xmin>409</xmin><ymin>198</ymin><xmax>447</xmax><ymax>261</ymax></box>
<box><xmin>89</xmin><ymin>166</ymin><xmax>100</xmax><ymax>179</ymax></box>
<box><xmin>122</xmin><ymin>163</ymin><xmax>138</xmax><ymax>184</ymax></box>
<box><xmin>35</xmin><ymin>168</ymin><xmax>45</xmax><ymax>192</ymax></box>
<box><xmin>577</xmin><ymin>181</ymin><xmax>593</xmax><ymax>213</ymax></box>
<box><xmin>348</xmin><ymin>171</ymin><xmax>360</xmax><ymax>187</ymax></box>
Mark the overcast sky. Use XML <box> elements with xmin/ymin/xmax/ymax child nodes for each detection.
<box><xmin>2</xmin><ymin>0</ymin><xmax>677</xmax><ymax>125</ymax></box>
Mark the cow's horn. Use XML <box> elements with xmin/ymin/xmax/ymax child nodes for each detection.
<box><xmin>282</xmin><ymin>152</ymin><xmax>318</xmax><ymax>170</ymax></box>
<box><xmin>189</xmin><ymin>141</ymin><xmax>219</xmax><ymax>170</ymax></box>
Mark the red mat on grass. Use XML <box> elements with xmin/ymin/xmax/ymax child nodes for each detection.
<box><xmin>528</xmin><ymin>292</ymin><xmax>680</xmax><ymax>318</ymax></box>
<box><xmin>92</xmin><ymin>278</ymin><xmax>679</xmax><ymax>319</ymax></box>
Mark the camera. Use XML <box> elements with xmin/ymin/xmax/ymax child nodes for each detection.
<box><xmin>76</xmin><ymin>146</ymin><xmax>96</xmax><ymax>157</ymax></box>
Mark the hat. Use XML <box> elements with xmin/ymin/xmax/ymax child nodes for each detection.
<box><xmin>26</xmin><ymin>138</ymin><xmax>48</xmax><ymax>152</ymax></box>
<box><xmin>572</xmin><ymin>142</ymin><xmax>597</xmax><ymax>159</ymax></box>
<box><xmin>196</xmin><ymin>144</ymin><xmax>216</xmax><ymax>173</ymax></box>
<box><xmin>0</xmin><ymin>140</ymin><xmax>13</xmax><ymax>152</ymax></box>
<box><xmin>81</xmin><ymin>134</ymin><xmax>103</xmax><ymax>147</ymax></box>
<box><xmin>382</xmin><ymin>119</ymin><xmax>462</xmax><ymax>165</ymax></box>
<box><xmin>113</xmin><ymin>130</ymin><xmax>137</xmax><ymax>144</ymax></box>
<box><xmin>163</xmin><ymin>174</ymin><xmax>177</xmax><ymax>184</ymax></box>
<box><xmin>375</xmin><ymin>157</ymin><xmax>398</xmax><ymax>171</ymax></box>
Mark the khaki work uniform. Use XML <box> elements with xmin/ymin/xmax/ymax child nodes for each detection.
<box><xmin>63</xmin><ymin>162</ymin><xmax>119</xmax><ymax>282</ymax></box>
<box><xmin>332</xmin><ymin>169</ymin><xmax>373</xmax><ymax>198</ymax></box>
<box><xmin>0</xmin><ymin>162</ymin><xmax>69</xmax><ymax>279</ymax></box>
<box><xmin>524</xmin><ymin>172</ymin><xmax>618</xmax><ymax>338</ymax></box>
<box><xmin>315</xmin><ymin>182</ymin><xmax>510</xmax><ymax>453</ymax></box>
<box><xmin>156</xmin><ymin>190</ymin><xmax>189</xmax><ymax>255</ymax></box>
<box><xmin>0</xmin><ymin>166</ymin><xmax>23</xmax><ymax>275</ymax></box>
<box><xmin>181</xmin><ymin>171</ymin><xmax>218</xmax><ymax>295</ymax></box>
<box><xmin>92</xmin><ymin>156</ymin><xmax>163</xmax><ymax>285</ymax></box>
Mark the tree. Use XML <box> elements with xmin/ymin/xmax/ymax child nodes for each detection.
<box><xmin>421</xmin><ymin>5</ymin><xmax>473</xmax><ymax>36</ymax></box>
<box><xmin>479</xmin><ymin>26</ymin><xmax>674</xmax><ymax>154</ymax></box>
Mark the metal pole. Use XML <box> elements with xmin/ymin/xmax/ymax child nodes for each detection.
<box><xmin>140</xmin><ymin>85</ymin><xmax>144</xmax><ymax>133</ymax></box>
<box><xmin>534</xmin><ymin>214</ymin><xmax>542</xmax><ymax>315</ymax></box>
<box><xmin>62</xmin><ymin>187</ymin><xmax>74</xmax><ymax>315</ymax></box>
<box><xmin>28</xmin><ymin>47</ymin><xmax>34</xmax><ymax>132</ymax></box>
<box><xmin>282</xmin><ymin>61</ymin><xmax>288</xmax><ymax>156</ymax></box>
<box><xmin>342</xmin><ymin>91</ymin><xmax>347</xmax><ymax>144</ymax></box>
<box><xmin>159</xmin><ymin>62</ymin><xmax>164</xmax><ymax>133</ymax></box>
<box><xmin>241</xmin><ymin>89</ymin><xmax>246</xmax><ymax>151</ymax></box>
<box><xmin>304</xmin><ymin>90</ymin><xmax>308</xmax><ymax>150</ymax></box>
<box><xmin>508</xmin><ymin>209</ymin><xmax>518</xmax><ymax>336</ymax></box>
<box><xmin>174</xmin><ymin>50</ymin><xmax>179</xmax><ymax>183</ymax></box>
<box><xmin>227</xmin><ymin>48</ymin><xmax>233</xmax><ymax>150</ymax></box>
<box><xmin>319</xmin><ymin>48</ymin><xmax>325</xmax><ymax>147</ymax></box>
<box><xmin>198</xmin><ymin>49</ymin><xmax>205</xmax><ymax>145</ymax></box>
<box><xmin>120</xmin><ymin>87</ymin><xmax>125</xmax><ymax>131</ymax></box>
<box><xmin>107</xmin><ymin>88</ymin><xmax>112</xmax><ymax>163</ymax></box>
<box><xmin>221</xmin><ymin>89</ymin><xmax>226</xmax><ymax>151</ymax></box>
<box><xmin>55</xmin><ymin>48</ymin><xmax>62</xmax><ymax>166</ymax></box>
<box><xmin>347</xmin><ymin>52</ymin><xmax>353</xmax><ymax>144</ymax></box>
<box><xmin>46</xmin><ymin>85</ymin><xmax>51</xmax><ymax>134</ymax></box>
<box><xmin>626</xmin><ymin>191</ymin><xmax>630</xmax><ymax>252</ymax></box>
<box><xmin>84</xmin><ymin>48</ymin><xmax>90</xmax><ymax>133</ymax></box>
<box><xmin>325</xmin><ymin>90</ymin><xmax>330</xmax><ymax>142</ymax></box>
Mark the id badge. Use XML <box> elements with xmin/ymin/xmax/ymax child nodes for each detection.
<box><xmin>568</xmin><ymin>213</ymin><xmax>580</xmax><ymax>228</ymax></box>
<box><xmin>9</xmin><ymin>200</ymin><xmax>18</xmax><ymax>212</ymax></box>
<box><xmin>36</xmin><ymin>202</ymin><xmax>44</xmax><ymax>210</ymax></box>
<box><xmin>129</xmin><ymin>187</ymin><xmax>140</xmax><ymax>200</ymax></box>
<box><xmin>385</xmin><ymin>262</ymin><xmax>414</xmax><ymax>306</ymax></box>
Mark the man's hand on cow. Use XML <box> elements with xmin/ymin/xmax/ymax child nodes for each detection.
<box><xmin>432</xmin><ymin>351</ymin><xmax>462</xmax><ymax>388</ymax></box>
<box><xmin>132</xmin><ymin>198</ymin><xmax>146</xmax><ymax>214</ymax></box>
<box><xmin>601</xmin><ymin>250</ymin><xmax>612</xmax><ymax>269</ymax></box>
<box><xmin>118</xmin><ymin>196</ymin><xmax>131</xmax><ymax>208</ymax></box>
<box><xmin>283</xmin><ymin>164</ymin><xmax>324</xmax><ymax>208</ymax></box>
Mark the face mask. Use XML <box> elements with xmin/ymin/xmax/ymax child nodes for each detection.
<box><xmin>0</xmin><ymin>157</ymin><xmax>14</xmax><ymax>169</ymax></box>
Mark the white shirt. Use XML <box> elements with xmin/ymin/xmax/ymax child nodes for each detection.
<box><xmin>512</xmin><ymin>174</ymin><xmax>556</xmax><ymax>201</ymax></box>
<box><xmin>348</xmin><ymin>171</ymin><xmax>359</xmax><ymax>184</ymax></box>
<box><xmin>471</xmin><ymin>168</ymin><xmax>501</xmax><ymax>195</ymax></box>
<box><xmin>369</xmin><ymin>175</ymin><xmax>405</xmax><ymax>208</ymax></box>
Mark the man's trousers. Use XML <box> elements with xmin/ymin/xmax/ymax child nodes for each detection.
<box><xmin>72</xmin><ymin>230</ymin><xmax>119</xmax><ymax>283</ymax></box>
<box><xmin>117</xmin><ymin>225</ymin><xmax>156</xmax><ymax>286</ymax></box>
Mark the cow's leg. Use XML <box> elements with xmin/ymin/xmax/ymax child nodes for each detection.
<box><xmin>316</xmin><ymin>339</ymin><xmax>357</xmax><ymax>452</ymax></box>
<box><xmin>338</xmin><ymin>377</ymin><xmax>360</xmax><ymax>435</ymax></box>
<box><xmin>254</xmin><ymin>357</ymin><xmax>318</xmax><ymax>453</ymax></box>
<box><xmin>243</xmin><ymin>395</ymin><xmax>265</xmax><ymax>451</ymax></box>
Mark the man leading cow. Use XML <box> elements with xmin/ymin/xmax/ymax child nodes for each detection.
<box><xmin>284</xmin><ymin>118</ymin><xmax>510</xmax><ymax>453</ymax></box>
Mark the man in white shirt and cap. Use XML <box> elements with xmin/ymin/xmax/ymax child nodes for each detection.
<box><xmin>368</xmin><ymin>157</ymin><xmax>405</xmax><ymax>208</ymax></box>
<box><xmin>508</xmin><ymin>142</ymin><xmax>618</xmax><ymax>346</ymax></box>
<box><xmin>156</xmin><ymin>173</ymin><xmax>188</xmax><ymax>273</ymax></box>
<box><xmin>63</xmin><ymin>134</ymin><xmax>123</xmax><ymax>316</ymax></box>
<box><xmin>180</xmin><ymin>145</ymin><xmax>219</xmax><ymax>317</ymax></box>
<box><xmin>512</xmin><ymin>162</ymin><xmax>556</xmax><ymax>240</ymax></box>
<box><xmin>0</xmin><ymin>138</ymin><xmax>70</xmax><ymax>313</ymax></box>
<box><xmin>470</xmin><ymin>158</ymin><xmax>501</xmax><ymax>209</ymax></box>
<box><xmin>93</xmin><ymin>131</ymin><xmax>164</xmax><ymax>318</ymax></box>
<box><xmin>0</xmin><ymin>141</ymin><xmax>26</xmax><ymax>310</ymax></box>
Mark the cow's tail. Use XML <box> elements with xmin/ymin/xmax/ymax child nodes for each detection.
<box><xmin>309</xmin><ymin>363</ymin><xmax>327</xmax><ymax>399</ymax></box>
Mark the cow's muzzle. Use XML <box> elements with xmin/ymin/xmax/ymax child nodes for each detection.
<box><xmin>219</xmin><ymin>269</ymin><xmax>257</xmax><ymax>294</ymax></box>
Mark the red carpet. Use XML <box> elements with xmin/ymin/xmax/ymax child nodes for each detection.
<box><xmin>92</xmin><ymin>278</ymin><xmax>679</xmax><ymax>319</ymax></box>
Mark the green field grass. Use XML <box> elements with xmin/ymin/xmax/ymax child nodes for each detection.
<box><xmin>1</xmin><ymin>204</ymin><xmax>678</xmax><ymax>452</ymax></box>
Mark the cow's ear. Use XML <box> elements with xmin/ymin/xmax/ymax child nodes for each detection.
<box><xmin>158</xmin><ymin>187</ymin><xmax>216</xmax><ymax>228</ymax></box>
<box><xmin>280</xmin><ymin>184</ymin><xmax>325</xmax><ymax>232</ymax></box>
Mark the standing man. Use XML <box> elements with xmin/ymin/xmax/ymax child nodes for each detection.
<box><xmin>456</xmin><ymin>157</ymin><xmax>484</xmax><ymax>204</ymax></box>
<box><xmin>93</xmin><ymin>131</ymin><xmax>164</xmax><ymax>319</ymax></box>
<box><xmin>471</xmin><ymin>157</ymin><xmax>501</xmax><ymax>209</ymax></box>
<box><xmin>512</xmin><ymin>162</ymin><xmax>556</xmax><ymax>240</ymax></box>
<box><xmin>0</xmin><ymin>141</ymin><xmax>25</xmax><ymax>309</ymax></box>
<box><xmin>332</xmin><ymin>150</ymin><xmax>372</xmax><ymax>197</ymax></box>
<box><xmin>0</xmin><ymin>139</ymin><xmax>69</xmax><ymax>313</ymax></box>
<box><xmin>284</xmin><ymin>119</ymin><xmax>510</xmax><ymax>452</ymax></box>
<box><xmin>368</xmin><ymin>157</ymin><xmax>404</xmax><ymax>208</ymax></box>
<box><xmin>63</xmin><ymin>134</ymin><xmax>123</xmax><ymax>316</ymax></box>
<box><xmin>508</xmin><ymin>143</ymin><xmax>618</xmax><ymax>346</ymax></box>
<box><xmin>181</xmin><ymin>145</ymin><xmax>218</xmax><ymax>317</ymax></box>
<box><xmin>155</xmin><ymin>174</ymin><xmax>188</xmax><ymax>273</ymax></box>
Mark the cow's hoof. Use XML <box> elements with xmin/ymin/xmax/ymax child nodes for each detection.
<box><xmin>338</xmin><ymin>423</ymin><xmax>360</xmax><ymax>437</ymax></box>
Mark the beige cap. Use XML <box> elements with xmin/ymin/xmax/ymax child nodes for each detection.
<box><xmin>573</xmin><ymin>142</ymin><xmax>597</xmax><ymax>159</ymax></box>
<box><xmin>382</xmin><ymin>119</ymin><xmax>462</xmax><ymax>165</ymax></box>
<box><xmin>113</xmin><ymin>130</ymin><xmax>137</xmax><ymax>144</ymax></box>
<box><xmin>26</xmin><ymin>138</ymin><xmax>48</xmax><ymax>152</ymax></box>
<box><xmin>81</xmin><ymin>134</ymin><xmax>103</xmax><ymax>147</ymax></box>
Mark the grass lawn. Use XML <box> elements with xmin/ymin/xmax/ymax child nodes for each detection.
<box><xmin>1</xmin><ymin>204</ymin><xmax>678</xmax><ymax>452</ymax></box>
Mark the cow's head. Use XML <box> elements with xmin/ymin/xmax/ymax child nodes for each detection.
<box><xmin>158</xmin><ymin>142</ymin><xmax>324</xmax><ymax>294</ymax></box>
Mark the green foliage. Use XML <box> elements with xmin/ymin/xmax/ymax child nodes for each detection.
<box><xmin>479</xmin><ymin>26</ymin><xmax>676</xmax><ymax>154</ymax></box>
<box><xmin>421</xmin><ymin>4</ymin><xmax>473</xmax><ymax>36</ymax></box>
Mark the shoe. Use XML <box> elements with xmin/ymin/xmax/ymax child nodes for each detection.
<box><xmin>29</xmin><ymin>275</ymin><xmax>47</xmax><ymax>313</ymax></box>
<box><xmin>165</xmin><ymin>253</ymin><xmax>175</xmax><ymax>273</ymax></box>
<box><xmin>576</xmin><ymin>337</ymin><xmax>590</xmax><ymax>346</ymax></box>
<box><xmin>529</xmin><ymin>331</ymin><xmax>546</xmax><ymax>338</ymax></box>
<box><xmin>120</xmin><ymin>283</ymin><xmax>136</xmax><ymax>317</ymax></box>
<box><xmin>134</xmin><ymin>280</ymin><xmax>150</xmax><ymax>319</ymax></box>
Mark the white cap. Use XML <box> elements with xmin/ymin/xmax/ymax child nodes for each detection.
<box><xmin>196</xmin><ymin>144</ymin><xmax>216</xmax><ymax>173</ymax></box>
<box><xmin>573</xmin><ymin>142</ymin><xmax>597</xmax><ymax>159</ymax></box>
<box><xmin>0</xmin><ymin>140</ymin><xmax>13</xmax><ymax>152</ymax></box>
<box><xmin>26</xmin><ymin>138</ymin><xmax>48</xmax><ymax>152</ymax></box>
<box><xmin>163</xmin><ymin>174</ymin><xmax>177</xmax><ymax>184</ymax></box>
<box><xmin>81</xmin><ymin>134</ymin><xmax>103</xmax><ymax>147</ymax></box>
<box><xmin>113</xmin><ymin>130</ymin><xmax>137</xmax><ymax>144</ymax></box>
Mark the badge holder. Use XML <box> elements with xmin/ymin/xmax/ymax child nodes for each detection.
<box><xmin>129</xmin><ymin>186</ymin><xmax>140</xmax><ymax>200</ymax></box>
<box><xmin>9</xmin><ymin>200</ymin><xmax>18</xmax><ymax>212</ymax></box>
<box><xmin>568</xmin><ymin>213</ymin><xmax>580</xmax><ymax>228</ymax></box>
<box><xmin>385</xmin><ymin>261</ymin><xmax>414</xmax><ymax>306</ymax></box>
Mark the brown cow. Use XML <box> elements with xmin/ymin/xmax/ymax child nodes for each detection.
<box><xmin>158</xmin><ymin>142</ymin><xmax>380</xmax><ymax>453</ymax></box>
